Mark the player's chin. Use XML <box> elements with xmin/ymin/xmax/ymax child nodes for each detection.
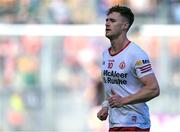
<box><xmin>105</xmin><ymin>33</ymin><xmax>110</xmax><ymax>37</ymax></box>
<box><xmin>105</xmin><ymin>34</ymin><xmax>113</xmax><ymax>39</ymax></box>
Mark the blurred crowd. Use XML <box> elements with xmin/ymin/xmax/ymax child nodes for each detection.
<box><xmin>0</xmin><ymin>0</ymin><xmax>180</xmax><ymax>131</ymax></box>
<box><xmin>0</xmin><ymin>0</ymin><xmax>180</xmax><ymax>24</ymax></box>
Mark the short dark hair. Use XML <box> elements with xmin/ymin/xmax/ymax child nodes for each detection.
<box><xmin>107</xmin><ymin>5</ymin><xmax>134</xmax><ymax>30</ymax></box>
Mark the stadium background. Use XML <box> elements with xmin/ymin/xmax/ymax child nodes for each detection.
<box><xmin>0</xmin><ymin>0</ymin><xmax>180</xmax><ymax>131</ymax></box>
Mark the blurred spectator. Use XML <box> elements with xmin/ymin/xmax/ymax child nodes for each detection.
<box><xmin>48</xmin><ymin>0</ymin><xmax>71</xmax><ymax>24</ymax></box>
<box><xmin>67</xmin><ymin>0</ymin><xmax>96</xmax><ymax>24</ymax></box>
<box><xmin>0</xmin><ymin>38</ymin><xmax>18</xmax><ymax>89</ymax></box>
<box><xmin>16</xmin><ymin>0</ymin><xmax>41</xmax><ymax>24</ymax></box>
<box><xmin>20</xmin><ymin>36</ymin><xmax>42</xmax><ymax>55</ymax></box>
<box><xmin>94</xmin><ymin>79</ymin><xmax>104</xmax><ymax>106</ymax></box>
<box><xmin>0</xmin><ymin>0</ymin><xmax>176</xmax><ymax>24</ymax></box>
<box><xmin>96</xmin><ymin>0</ymin><xmax>112</xmax><ymax>20</ymax></box>
<box><xmin>128</xmin><ymin>0</ymin><xmax>158</xmax><ymax>16</ymax></box>
<box><xmin>171</xmin><ymin>3</ymin><xmax>180</xmax><ymax>23</ymax></box>
<box><xmin>0</xmin><ymin>0</ymin><xmax>17</xmax><ymax>23</ymax></box>
<box><xmin>7</xmin><ymin>92</ymin><xmax>25</xmax><ymax>130</ymax></box>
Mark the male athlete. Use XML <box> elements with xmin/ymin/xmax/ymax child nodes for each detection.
<box><xmin>97</xmin><ymin>5</ymin><xmax>160</xmax><ymax>132</ymax></box>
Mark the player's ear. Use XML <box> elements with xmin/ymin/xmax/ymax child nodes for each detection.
<box><xmin>123</xmin><ymin>22</ymin><xmax>129</xmax><ymax>30</ymax></box>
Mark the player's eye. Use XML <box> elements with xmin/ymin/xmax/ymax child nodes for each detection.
<box><xmin>110</xmin><ymin>19</ymin><xmax>116</xmax><ymax>22</ymax></box>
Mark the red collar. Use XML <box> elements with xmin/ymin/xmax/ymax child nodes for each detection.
<box><xmin>108</xmin><ymin>41</ymin><xmax>131</xmax><ymax>56</ymax></box>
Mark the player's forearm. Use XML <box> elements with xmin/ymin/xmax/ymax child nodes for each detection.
<box><xmin>122</xmin><ymin>83</ymin><xmax>160</xmax><ymax>105</ymax></box>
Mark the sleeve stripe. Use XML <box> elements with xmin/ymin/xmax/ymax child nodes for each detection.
<box><xmin>137</xmin><ymin>64</ymin><xmax>151</xmax><ymax>69</ymax></box>
<box><xmin>141</xmin><ymin>68</ymin><xmax>152</xmax><ymax>73</ymax></box>
<box><xmin>140</xmin><ymin>65</ymin><xmax>151</xmax><ymax>71</ymax></box>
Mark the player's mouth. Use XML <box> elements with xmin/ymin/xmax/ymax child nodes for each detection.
<box><xmin>106</xmin><ymin>29</ymin><xmax>111</xmax><ymax>32</ymax></box>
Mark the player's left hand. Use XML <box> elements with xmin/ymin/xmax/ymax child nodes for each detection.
<box><xmin>107</xmin><ymin>89</ymin><xmax>124</xmax><ymax>108</ymax></box>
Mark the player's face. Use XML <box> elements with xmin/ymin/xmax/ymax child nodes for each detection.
<box><xmin>105</xmin><ymin>12</ymin><xmax>128</xmax><ymax>39</ymax></box>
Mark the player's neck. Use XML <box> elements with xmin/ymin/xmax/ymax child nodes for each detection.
<box><xmin>110</xmin><ymin>36</ymin><xmax>129</xmax><ymax>54</ymax></box>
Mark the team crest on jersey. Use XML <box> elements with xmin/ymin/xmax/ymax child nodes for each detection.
<box><xmin>119</xmin><ymin>61</ymin><xmax>125</xmax><ymax>69</ymax></box>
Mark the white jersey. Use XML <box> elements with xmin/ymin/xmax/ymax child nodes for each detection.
<box><xmin>101</xmin><ymin>41</ymin><xmax>153</xmax><ymax>129</ymax></box>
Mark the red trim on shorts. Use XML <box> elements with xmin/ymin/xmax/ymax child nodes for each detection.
<box><xmin>109</xmin><ymin>127</ymin><xmax>150</xmax><ymax>132</ymax></box>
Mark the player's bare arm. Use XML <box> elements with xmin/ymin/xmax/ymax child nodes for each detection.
<box><xmin>108</xmin><ymin>73</ymin><xmax>160</xmax><ymax>108</ymax></box>
<box><xmin>122</xmin><ymin>73</ymin><xmax>160</xmax><ymax>105</ymax></box>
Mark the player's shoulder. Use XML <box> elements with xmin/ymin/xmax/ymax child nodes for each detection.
<box><xmin>129</xmin><ymin>42</ymin><xmax>144</xmax><ymax>52</ymax></box>
<box><xmin>129</xmin><ymin>42</ymin><xmax>148</xmax><ymax>56</ymax></box>
<box><xmin>102</xmin><ymin>47</ymin><xmax>110</xmax><ymax>55</ymax></box>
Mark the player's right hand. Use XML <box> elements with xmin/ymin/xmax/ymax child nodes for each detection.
<box><xmin>97</xmin><ymin>107</ymin><xmax>108</xmax><ymax>121</ymax></box>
